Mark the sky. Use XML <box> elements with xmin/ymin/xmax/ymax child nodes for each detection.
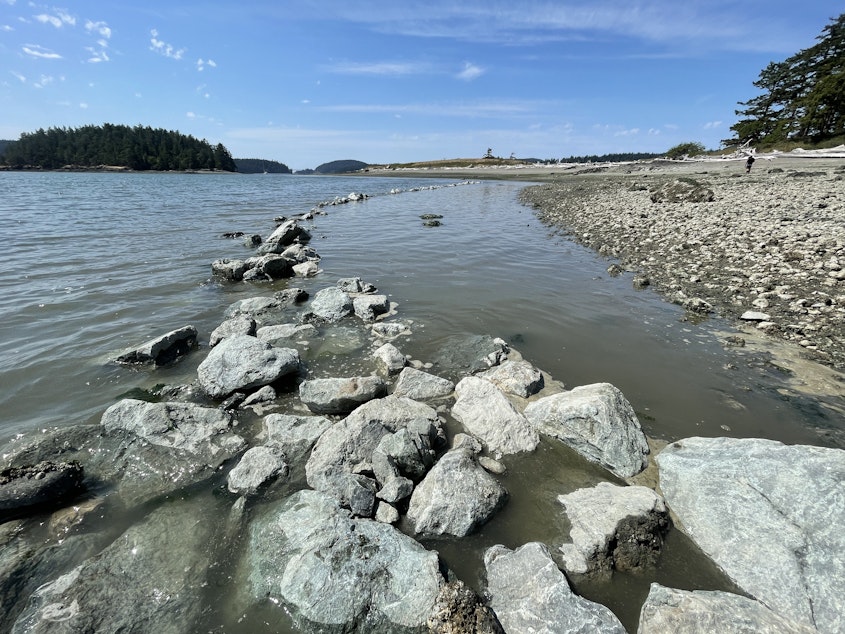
<box><xmin>0</xmin><ymin>1</ymin><xmax>839</xmax><ymax>169</ymax></box>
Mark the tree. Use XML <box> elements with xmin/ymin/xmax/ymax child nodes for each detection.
<box><xmin>725</xmin><ymin>13</ymin><xmax>845</xmax><ymax>146</ymax></box>
<box><xmin>665</xmin><ymin>142</ymin><xmax>706</xmax><ymax>159</ymax></box>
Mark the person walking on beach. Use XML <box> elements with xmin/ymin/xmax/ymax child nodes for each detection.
<box><xmin>745</xmin><ymin>154</ymin><xmax>755</xmax><ymax>173</ymax></box>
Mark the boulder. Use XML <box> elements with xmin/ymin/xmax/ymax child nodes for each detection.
<box><xmin>226</xmin><ymin>445</ymin><xmax>288</xmax><ymax>495</ymax></box>
<box><xmin>246</xmin><ymin>489</ymin><xmax>443</xmax><ymax>631</ymax></box>
<box><xmin>0</xmin><ymin>461</ymin><xmax>84</xmax><ymax>519</ymax></box>
<box><xmin>115</xmin><ymin>325</ymin><xmax>197</xmax><ymax>365</ymax></box>
<box><xmin>557</xmin><ymin>482</ymin><xmax>669</xmax><ymax>575</ymax></box>
<box><xmin>451</xmin><ymin>376</ymin><xmax>539</xmax><ymax>455</ymax></box>
<box><xmin>407</xmin><ymin>446</ymin><xmax>508</xmax><ymax>537</ymax></box>
<box><xmin>262</xmin><ymin>413</ymin><xmax>332</xmax><ymax>463</ymax></box>
<box><xmin>222</xmin><ymin>289</ymin><xmax>308</xmax><ymax>325</ymax></box>
<box><xmin>484</xmin><ymin>542</ymin><xmax>626</xmax><ymax>634</ymax></box>
<box><xmin>11</xmin><ymin>497</ymin><xmax>216</xmax><ymax>633</ymax></box>
<box><xmin>211</xmin><ymin>258</ymin><xmax>249</xmax><ymax>281</ymax></box>
<box><xmin>306</xmin><ymin>287</ymin><xmax>353</xmax><ymax>323</ymax></box>
<box><xmin>392</xmin><ymin>367</ymin><xmax>455</xmax><ymax>401</ymax></box>
<box><xmin>352</xmin><ymin>294</ymin><xmax>390</xmax><ymax>322</ymax></box>
<box><xmin>337</xmin><ymin>277</ymin><xmax>377</xmax><ymax>294</ymax></box>
<box><xmin>657</xmin><ymin>437</ymin><xmax>845</xmax><ymax>633</ymax></box>
<box><xmin>209</xmin><ymin>315</ymin><xmax>256</xmax><ymax>347</ymax></box>
<box><xmin>343</xmin><ymin>395</ymin><xmax>443</xmax><ymax>435</ymax></box>
<box><xmin>256</xmin><ymin>323</ymin><xmax>318</xmax><ymax>346</ymax></box>
<box><xmin>298</xmin><ymin>376</ymin><xmax>386</xmax><ymax>415</ymax></box>
<box><xmin>256</xmin><ymin>219</ymin><xmax>310</xmax><ymax>255</ymax></box>
<box><xmin>292</xmin><ymin>261</ymin><xmax>320</xmax><ymax>277</ymax></box>
<box><xmin>427</xmin><ymin>579</ymin><xmax>503</xmax><ymax>634</ymax></box>
<box><xmin>372</xmin><ymin>320</ymin><xmax>412</xmax><ymax>339</ymax></box>
<box><xmin>637</xmin><ymin>583</ymin><xmax>817</xmax><ymax>634</ymax></box>
<box><xmin>480</xmin><ymin>359</ymin><xmax>544</xmax><ymax>398</ymax></box>
<box><xmin>523</xmin><ymin>382</ymin><xmax>649</xmax><ymax>478</ymax></box>
<box><xmin>197</xmin><ymin>334</ymin><xmax>301</xmax><ymax>399</ymax></box>
<box><xmin>244</xmin><ymin>254</ymin><xmax>293</xmax><ymax>279</ymax></box>
<box><xmin>372</xmin><ymin>342</ymin><xmax>407</xmax><ymax>375</ymax></box>
<box><xmin>280</xmin><ymin>243</ymin><xmax>320</xmax><ymax>263</ymax></box>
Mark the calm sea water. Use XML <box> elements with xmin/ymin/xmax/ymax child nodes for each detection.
<box><xmin>1</xmin><ymin>171</ymin><xmax>842</xmax><ymax>631</ymax></box>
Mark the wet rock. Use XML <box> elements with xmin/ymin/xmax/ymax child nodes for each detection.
<box><xmin>244</xmin><ymin>254</ymin><xmax>293</xmax><ymax>279</ymax></box>
<box><xmin>524</xmin><ymin>382</ymin><xmax>649</xmax><ymax>478</ymax></box>
<box><xmin>306</xmin><ymin>286</ymin><xmax>353</xmax><ymax>323</ymax></box>
<box><xmin>343</xmin><ymin>395</ymin><xmax>443</xmax><ymax>435</ymax></box>
<box><xmin>558</xmin><ymin>482</ymin><xmax>669</xmax><ymax>575</ymax></box>
<box><xmin>372</xmin><ymin>320</ymin><xmax>412</xmax><ymax>339</ymax></box>
<box><xmin>292</xmin><ymin>261</ymin><xmax>320</xmax><ymax>277</ymax></box>
<box><xmin>209</xmin><ymin>315</ymin><xmax>256</xmax><ymax>347</ymax></box>
<box><xmin>392</xmin><ymin>367</ymin><xmax>455</xmax><ymax>401</ymax></box>
<box><xmin>740</xmin><ymin>310</ymin><xmax>771</xmax><ymax>321</ymax></box>
<box><xmin>262</xmin><ymin>413</ymin><xmax>332</xmax><ymax>463</ymax></box>
<box><xmin>298</xmin><ymin>376</ymin><xmax>386</xmax><ymax>415</ymax></box>
<box><xmin>433</xmin><ymin>335</ymin><xmax>510</xmax><ymax>375</ymax></box>
<box><xmin>256</xmin><ymin>219</ymin><xmax>310</xmax><ymax>255</ymax></box>
<box><xmin>427</xmin><ymin>579</ymin><xmax>503</xmax><ymax>634</ymax></box>
<box><xmin>227</xmin><ymin>445</ymin><xmax>288</xmax><ymax>495</ymax></box>
<box><xmin>372</xmin><ymin>342</ymin><xmax>407</xmax><ymax>375</ymax></box>
<box><xmin>197</xmin><ymin>334</ymin><xmax>301</xmax><ymax>399</ymax></box>
<box><xmin>245</xmin><ymin>489</ymin><xmax>443</xmax><ymax>631</ymax></box>
<box><xmin>352</xmin><ymin>294</ymin><xmax>390</xmax><ymax>322</ymax></box>
<box><xmin>484</xmin><ymin>542</ymin><xmax>626</xmax><ymax>633</ymax></box>
<box><xmin>255</xmin><ymin>322</ymin><xmax>318</xmax><ymax>346</ymax></box>
<box><xmin>223</xmin><ymin>289</ymin><xmax>307</xmax><ymax>326</ymax></box>
<box><xmin>11</xmin><ymin>497</ymin><xmax>216</xmax><ymax>634</ymax></box>
<box><xmin>212</xmin><ymin>258</ymin><xmax>249</xmax><ymax>281</ymax></box>
<box><xmin>657</xmin><ymin>436</ymin><xmax>845</xmax><ymax>632</ymax></box>
<box><xmin>337</xmin><ymin>277</ymin><xmax>377</xmax><ymax>294</ymax></box>
<box><xmin>280</xmin><ymin>243</ymin><xmax>320</xmax><ymax>264</ymax></box>
<box><xmin>0</xmin><ymin>461</ymin><xmax>85</xmax><ymax>520</ymax></box>
<box><xmin>407</xmin><ymin>446</ymin><xmax>508</xmax><ymax>537</ymax></box>
<box><xmin>451</xmin><ymin>376</ymin><xmax>539</xmax><ymax>455</ymax></box>
<box><xmin>115</xmin><ymin>324</ymin><xmax>197</xmax><ymax>366</ymax></box>
<box><xmin>243</xmin><ymin>233</ymin><xmax>262</xmax><ymax>247</ymax></box>
<box><xmin>241</xmin><ymin>385</ymin><xmax>276</xmax><ymax>407</ymax></box>
<box><xmin>480</xmin><ymin>359</ymin><xmax>544</xmax><ymax>398</ymax></box>
<box><xmin>637</xmin><ymin>583</ymin><xmax>817</xmax><ymax>634</ymax></box>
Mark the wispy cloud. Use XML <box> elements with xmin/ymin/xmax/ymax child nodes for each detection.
<box><xmin>150</xmin><ymin>29</ymin><xmax>186</xmax><ymax>60</ymax></box>
<box><xmin>197</xmin><ymin>58</ymin><xmax>217</xmax><ymax>71</ymax></box>
<box><xmin>11</xmin><ymin>70</ymin><xmax>26</xmax><ymax>83</ymax></box>
<box><xmin>22</xmin><ymin>44</ymin><xmax>62</xmax><ymax>59</ymax></box>
<box><xmin>614</xmin><ymin>127</ymin><xmax>641</xmax><ymax>137</ymax></box>
<box><xmin>33</xmin><ymin>74</ymin><xmax>55</xmax><ymax>88</ymax></box>
<box><xmin>327</xmin><ymin>61</ymin><xmax>428</xmax><ymax>76</ymax></box>
<box><xmin>85</xmin><ymin>20</ymin><xmax>111</xmax><ymax>39</ymax></box>
<box><xmin>319</xmin><ymin>99</ymin><xmax>542</xmax><ymax>118</ymax></box>
<box><xmin>703</xmin><ymin>120</ymin><xmax>723</xmax><ymax>129</ymax></box>
<box><xmin>34</xmin><ymin>11</ymin><xmax>75</xmax><ymax>29</ymax></box>
<box><xmin>86</xmin><ymin>47</ymin><xmax>109</xmax><ymax>63</ymax></box>
<box><xmin>456</xmin><ymin>62</ymin><xmax>484</xmax><ymax>81</ymax></box>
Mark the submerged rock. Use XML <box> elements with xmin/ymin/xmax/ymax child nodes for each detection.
<box><xmin>115</xmin><ymin>324</ymin><xmax>197</xmax><ymax>366</ymax></box>
<box><xmin>0</xmin><ymin>461</ymin><xmax>84</xmax><ymax>520</ymax></box>
<box><xmin>298</xmin><ymin>376</ymin><xmax>386</xmax><ymax>415</ymax></box>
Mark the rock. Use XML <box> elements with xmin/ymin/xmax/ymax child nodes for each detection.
<box><xmin>637</xmin><ymin>583</ymin><xmax>817</xmax><ymax>634</ymax></box>
<box><xmin>407</xmin><ymin>446</ymin><xmax>508</xmax><ymax>537</ymax></box>
<box><xmin>211</xmin><ymin>258</ymin><xmax>249</xmax><ymax>281</ymax></box>
<box><xmin>197</xmin><ymin>334</ymin><xmax>301</xmax><ymax>399</ymax></box>
<box><xmin>209</xmin><ymin>315</ymin><xmax>256</xmax><ymax>347</ymax></box>
<box><xmin>434</xmin><ymin>335</ymin><xmax>510</xmax><ymax>374</ymax></box>
<box><xmin>292</xmin><ymin>261</ymin><xmax>320</xmax><ymax>277</ymax></box>
<box><xmin>352</xmin><ymin>294</ymin><xmax>390</xmax><ymax>321</ymax></box>
<box><xmin>0</xmin><ymin>461</ymin><xmax>84</xmax><ymax>519</ymax></box>
<box><xmin>337</xmin><ymin>277</ymin><xmax>377</xmax><ymax>294</ymax></box>
<box><xmin>115</xmin><ymin>325</ymin><xmax>197</xmax><ymax>365</ymax></box>
<box><xmin>373</xmin><ymin>426</ymin><xmax>435</xmax><ymax>482</ymax></box>
<box><xmin>484</xmin><ymin>542</ymin><xmax>626</xmax><ymax>633</ymax></box>
<box><xmin>374</xmin><ymin>501</ymin><xmax>400</xmax><ymax>524</ymax></box>
<box><xmin>371</xmin><ymin>320</ymin><xmax>411</xmax><ymax>339</ymax></box>
<box><xmin>256</xmin><ymin>219</ymin><xmax>310</xmax><ymax>255</ymax></box>
<box><xmin>343</xmin><ymin>395</ymin><xmax>443</xmax><ymax>435</ymax></box>
<box><xmin>740</xmin><ymin>310</ymin><xmax>771</xmax><ymax>321</ymax></box>
<box><xmin>243</xmin><ymin>233</ymin><xmax>262</xmax><ymax>247</ymax></box>
<box><xmin>280</xmin><ymin>243</ymin><xmax>320</xmax><ymax>263</ymax></box>
<box><xmin>427</xmin><ymin>579</ymin><xmax>504</xmax><ymax>634</ymax></box>
<box><xmin>524</xmin><ymin>382</ymin><xmax>649</xmax><ymax>478</ymax></box>
<box><xmin>480</xmin><ymin>359</ymin><xmax>544</xmax><ymax>398</ymax></box>
<box><xmin>226</xmin><ymin>445</ymin><xmax>288</xmax><ymax>495</ymax></box>
<box><xmin>650</xmin><ymin>178</ymin><xmax>715</xmax><ymax>203</ymax></box>
<box><xmin>451</xmin><ymin>376</ymin><xmax>539</xmax><ymax>455</ymax></box>
<box><xmin>298</xmin><ymin>376</ymin><xmax>387</xmax><ymax>415</ymax></box>
<box><xmin>223</xmin><ymin>289</ymin><xmax>307</xmax><ymax>326</ymax></box>
<box><xmin>372</xmin><ymin>342</ymin><xmax>407</xmax><ymax>375</ymax></box>
<box><xmin>376</xmin><ymin>475</ymin><xmax>414</xmax><ymax>504</ymax></box>
<box><xmin>244</xmin><ymin>254</ymin><xmax>293</xmax><ymax>279</ymax></box>
<box><xmin>241</xmin><ymin>385</ymin><xmax>276</xmax><ymax>407</ymax></box>
<box><xmin>11</xmin><ymin>497</ymin><xmax>216</xmax><ymax>633</ymax></box>
<box><xmin>255</xmin><ymin>322</ymin><xmax>318</xmax><ymax>345</ymax></box>
<box><xmin>263</xmin><ymin>413</ymin><xmax>332</xmax><ymax>463</ymax></box>
<box><xmin>657</xmin><ymin>437</ymin><xmax>845</xmax><ymax>633</ymax></box>
<box><xmin>392</xmin><ymin>367</ymin><xmax>455</xmax><ymax>400</ymax></box>
<box><xmin>246</xmin><ymin>489</ymin><xmax>443</xmax><ymax>631</ymax></box>
<box><xmin>306</xmin><ymin>287</ymin><xmax>353</xmax><ymax>323</ymax></box>
<box><xmin>558</xmin><ymin>482</ymin><xmax>669</xmax><ymax>575</ymax></box>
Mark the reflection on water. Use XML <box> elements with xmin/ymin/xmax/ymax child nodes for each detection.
<box><xmin>1</xmin><ymin>172</ymin><xmax>842</xmax><ymax>632</ymax></box>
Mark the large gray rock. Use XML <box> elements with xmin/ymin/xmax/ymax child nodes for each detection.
<box><xmin>197</xmin><ymin>334</ymin><xmax>301</xmax><ymax>399</ymax></box>
<box><xmin>407</xmin><ymin>446</ymin><xmax>507</xmax><ymax>537</ymax></box>
<box><xmin>226</xmin><ymin>445</ymin><xmax>288</xmax><ymax>495</ymax></box>
<box><xmin>115</xmin><ymin>324</ymin><xmax>197</xmax><ymax>365</ymax></box>
<box><xmin>211</xmin><ymin>258</ymin><xmax>249</xmax><ymax>281</ymax></box>
<box><xmin>223</xmin><ymin>289</ymin><xmax>308</xmax><ymax>326</ymax></box>
<box><xmin>244</xmin><ymin>254</ymin><xmax>293</xmax><ymax>279</ymax></box>
<box><xmin>451</xmin><ymin>376</ymin><xmax>539</xmax><ymax>455</ymax></box>
<box><xmin>11</xmin><ymin>497</ymin><xmax>216</xmax><ymax>634</ymax></box>
<box><xmin>523</xmin><ymin>382</ymin><xmax>649</xmax><ymax>478</ymax></box>
<box><xmin>657</xmin><ymin>437</ymin><xmax>845</xmax><ymax>633</ymax></box>
<box><xmin>209</xmin><ymin>315</ymin><xmax>256</xmax><ymax>347</ymax></box>
<box><xmin>299</xmin><ymin>376</ymin><xmax>386</xmax><ymax>415</ymax></box>
<box><xmin>484</xmin><ymin>542</ymin><xmax>626</xmax><ymax>634</ymax></box>
<box><xmin>343</xmin><ymin>395</ymin><xmax>441</xmax><ymax>433</ymax></box>
<box><xmin>480</xmin><ymin>359</ymin><xmax>544</xmax><ymax>398</ymax></box>
<box><xmin>256</xmin><ymin>219</ymin><xmax>310</xmax><ymax>255</ymax></box>
<box><xmin>256</xmin><ymin>323</ymin><xmax>318</xmax><ymax>346</ymax></box>
<box><xmin>372</xmin><ymin>342</ymin><xmax>407</xmax><ymax>375</ymax></box>
<box><xmin>392</xmin><ymin>367</ymin><xmax>455</xmax><ymax>401</ymax></box>
<box><xmin>558</xmin><ymin>482</ymin><xmax>669</xmax><ymax>575</ymax></box>
<box><xmin>352</xmin><ymin>294</ymin><xmax>390</xmax><ymax>322</ymax></box>
<box><xmin>262</xmin><ymin>413</ymin><xmax>332</xmax><ymax>463</ymax></box>
<box><xmin>637</xmin><ymin>583</ymin><xmax>817</xmax><ymax>634</ymax></box>
<box><xmin>246</xmin><ymin>489</ymin><xmax>444</xmax><ymax>632</ymax></box>
<box><xmin>307</xmin><ymin>287</ymin><xmax>353</xmax><ymax>322</ymax></box>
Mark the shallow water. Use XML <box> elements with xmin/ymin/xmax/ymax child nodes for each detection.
<box><xmin>1</xmin><ymin>171</ymin><xmax>842</xmax><ymax>632</ymax></box>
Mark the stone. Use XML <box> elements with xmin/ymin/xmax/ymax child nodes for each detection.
<box><xmin>197</xmin><ymin>334</ymin><xmax>301</xmax><ymax>399</ymax></box>
<box><xmin>306</xmin><ymin>286</ymin><xmax>353</xmax><ymax>323</ymax></box>
<box><xmin>246</xmin><ymin>490</ymin><xmax>443</xmax><ymax>631</ymax></box>
<box><xmin>524</xmin><ymin>382</ymin><xmax>649</xmax><ymax>478</ymax></box>
<box><xmin>115</xmin><ymin>325</ymin><xmax>197</xmax><ymax>365</ymax></box>
<box><xmin>650</xmin><ymin>178</ymin><xmax>714</xmax><ymax>203</ymax></box>
<box><xmin>657</xmin><ymin>437</ymin><xmax>845</xmax><ymax>633</ymax></box>
<box><xmin>740</xmin><ymin>310</ymin><xmax>771</xmax><ymax>321</ymax></box>
<box><xmin>480</xmin><ymin>359</ymin><xmax>544</xmax><ymax>398</ymax></box>
<box><xmin>280</xmin><ymin>243</ymin><xmax>319</xmax><ymax>263</ymax></box>
<box><xmin>372</xmin><ymin>342</ymin><xmax>407</xmax><ymax>375</ymax></box>
<box><xmin>374</xmin><ymin>501</ymin><xmax>400</xmax><ymax>524</ymax></box>
<box><xmin>407</xmin><ymin>447</ymin><xmax>508</xmax><ymax>537</ymax></box>
<box><xmin>256</xmin><ymin>219</ymin><xmax>310</xmax><ymax>255</ymax></box>
<box><xmin>337</xmin><ymin>277</ymin><xmax>377</xmax><ymax>294</ymax></box>
<box><xmin>226</xmin><ymin>445</ymin><xmax>288</xmax><ymax>495</ymax></box>
<box><xmin>223</xmin><ymin>292</ymin><xmax>306</xmax><ymax>326</ymax></box>
<box><xmin>637</xmin><ymin>583</ymin><xmax>817</xmax><ymax>634</ymax></box>
<box><xmin>372</xmin><ymin>320</ymin><xmax>411</xmax><ymax>339</ymax></box>
<box><xmin>352</xmin><ymin>294</ymin><xmax>390</xmax><ymax>322</ymax></box>
<box><xmin>376</xmin><ymin>475</ymin><xmax>414</xmax><ymax>504</ymax></box>
<box><xmin>427</xmin><ymin>579</ymin><xmax>504</xmax><ymax>634</ymax></box>
<box><xmin>484</xmin><ymin>542</ymin><xmax>626</xmax><ymax>633</ymax></box>
<box><xmin>209</xmin><ymin>315</ymin><xmax>256</xmax><ymax>347</ymax></box>
<box><xmin>255</xmin><ymin>323</ymin><xmax>318</xmax><ymax>345</ymax></box>
<box><xmin>451</xmin><ymin>376</ymin><xmax>539</xmax><ymax>455</ymax></box>
<box><xmin>298</xmin><ymin>376</ymin><xmax>387</xmax><ymax>415</ymax></box>
<box><xmin>211</xmin><ymin>258</ymin><xmax>249</xmax><ymax>281</ymax></box>
<box><xmin>433</xmin><ymin>334</ymin><xmax>510</xmax><ymax>374</ymax></box>
<box><xmin>558</xmin><ymin>482</ymin><xmax>669</xmax><ymax>575</ymax></box>
<box><xmin>244</xmin><ymin>254</ymin><xmax>293</xmax><ymax>279</ymax></box>
<box><xmin>343</xmin><ymin>395</ymin><xmax>441</xmax><ymax>433</ymax></box>
<box><xmin>292</xmin><ymin>261</ymin><xmax>320</xmax><ymax>277</ymax></box>
<box><xmin>0</xmin><ymin>461</ymin><xmax>84</xmax><ymax>519</ymax></box>
<box><xmin>392</xmin><ymin>367</ymin><xmax>455</xmax><ymax>400</ymax></box>
<box><xmin>241</xmin><ymin>385</ymin><xmax>276</xmax><ymax>407</ymax></box>
<box><xmin>262</xmin><ymin>413</ymin><xmax>332</xmax><ymax>462</ymax></box>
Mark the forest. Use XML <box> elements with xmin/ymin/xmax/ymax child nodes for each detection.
<box><xmin>0</xmin><ymin>124</ymin><xmax>237</xmax><ymax>172</ymax></box>
<box><xmin>725</xmin><ymin>13</ymin><xmax>845</xmax><ymax>146</ymax></box>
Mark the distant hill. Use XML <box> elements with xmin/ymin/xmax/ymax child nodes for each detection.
<box><xmin>314</xmin><ymin>159</ymin><xmax>369</xmax><ymax>174</ymax></box>
<box><xmin>234</xmin><ymin>158</ymin><xmax>292</xmax><ymax>174</ymax></box>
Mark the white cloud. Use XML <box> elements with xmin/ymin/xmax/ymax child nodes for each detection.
<box><xmin>33</xmin><ymin>74</ymin><xmax>54</xmax><ymax>88</ymax></box>
<box><xmin>1</xmin><ymin>24</ymin><xmax>13</xmax><ymax>32</ymax></box>
<box><xmin>11</xmin><ymin>71</ymin><xmax>26</xmax><ymax>82</ymax></box>
<box><xmin>319</xmin><ymin>99</ymin><xmax>535</xmax><ymax>118</ymax></box>
<box><xmin>187</xmin><ymin>111</ymin><xmax>196</xmax><ymax>119</ymax></box>
<box><xmin>22</xmin><ymin>44</ymin><xmax>62</xmax><ymax>59</ymax></box>
<box><xmin>197</xmin><ymin>58</ymin><xmax>217</xmax><ymax>71</ymax></box>
<box><xmin>86</xmin><ymin>47</ymin><xmax>109</xmax><ymax>63</ymax></box>
<box><xmin>85</xmin><ymin>20</ymin><xmax>111</xmax><ymax>39</ymax></box>
<box><xmin>35</xmin><ymin>12</ymin><xmax>74</xmax><ymax>28</ymax></box>
<box><xmin>150</xmin><ymin>29</ymin><xmax>186</xmax><ymax>60</ymax></box>
<box><xmin>648</xmin><ymin>128</ymin><xmax>661</xmax><ymax>135</ymax></box>
<box><xmin>456</xmin><ymin>62</ymin><xmax>484</xmax><ymax>81</ymax></box>
<box><xmin>328</xmin><ymin>61</ymin><xmax>425</xmax><ymax>76</ymax></box>
<box><xmin>703</xmin><ymin>121</ymin><xmax>723</xmax><ymax>129</ymax></box>
<box><xmin>614</xmin><ymin>128</ymin><xmax>640</xmax><ymax>136</ymax></box>
<box><xmin>79</xmin><ymin>102</ymin><xmax>88</xmax><ymax>109</ymax></box>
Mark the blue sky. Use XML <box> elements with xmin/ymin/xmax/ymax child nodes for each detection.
<box><xmin>0</xmin><ymin>1</ymin><xmax>839</xmax><ymax>169</ymax></box>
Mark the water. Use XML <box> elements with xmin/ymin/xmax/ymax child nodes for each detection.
<box><xmin>1</xmin><ymin>171</ymin><xmax>843</xmax><ymax>632</ymax></box>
